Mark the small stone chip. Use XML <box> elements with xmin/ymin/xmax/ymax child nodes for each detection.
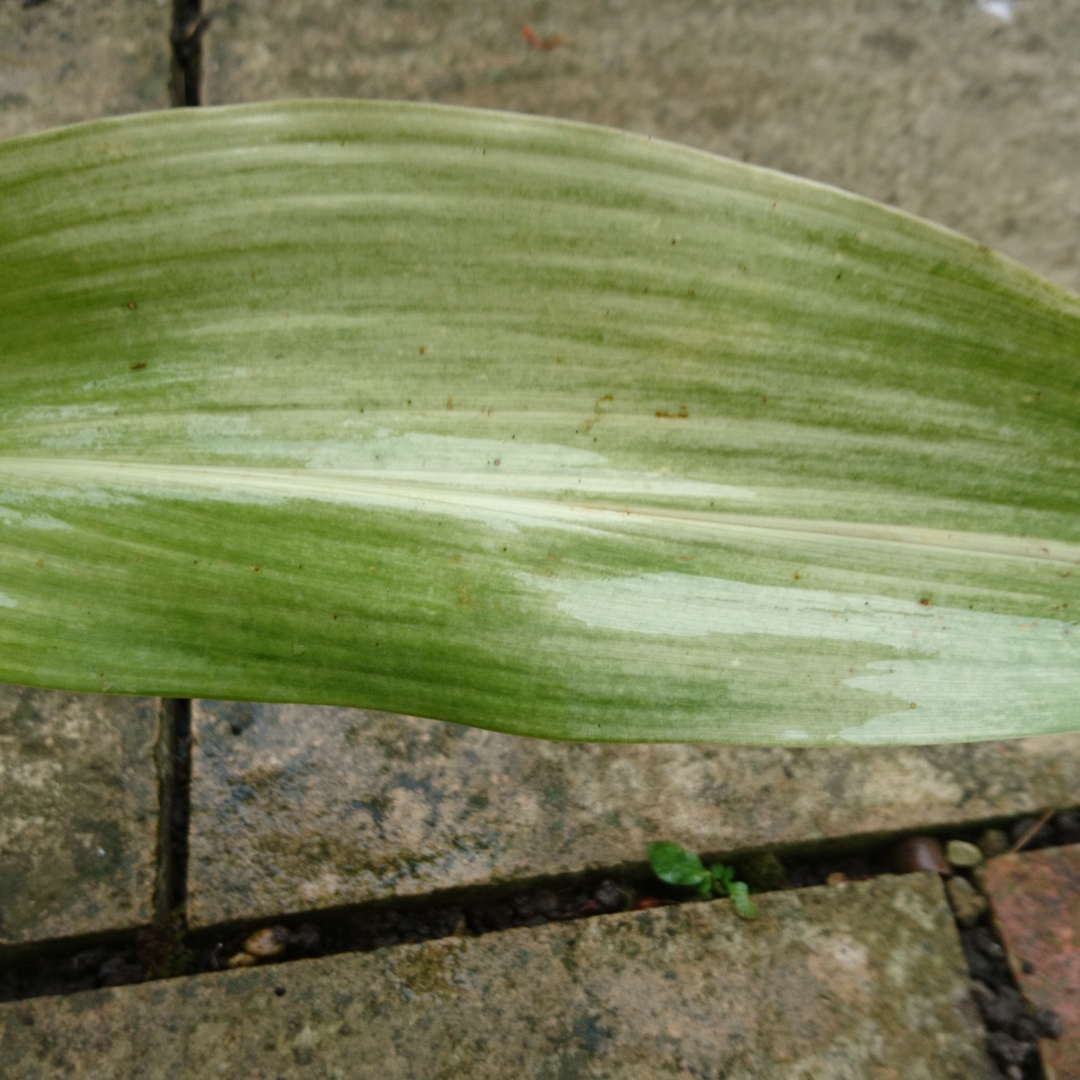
<box><xmin>946</xmin><ymin>840</ymin><xmax>984</xmax><ymax>868</ymax></box>
<box><xmin>244</xmin><ymin>926</ymin><xmax>290</xmax><ymax>959</ymax></box>
<box><xmin>977</xmin><ymin>828</ymin><xmax>1010</xmax><ymax>859</ymax></box>
<box><xmin>986</xmin><ymin>1030</ymin><xmax>1035</xmax><ymax>1068</ymax></box>
<box><xmin>890</xmin><ymin>835</ymin><xmax>950</xmax><ymax>875</ymax></box>
<box><xmin>227</xmin><ymin>952</ymin><xmax>257</xmax><ymax>969</ymax></box>
<box><xmin>594</xmin><ymin>880</ymin><xmax>627</xmax><ymax>913</ymax></box>
<box><xmin>946</xmin><ymin>876</ymin><xmax>989</xmax><ymax>927</ymax></box>
<box><xmin>970</xmin><ymin>864</ymin><xmax>988</xmax><ymax>894</ymax></box>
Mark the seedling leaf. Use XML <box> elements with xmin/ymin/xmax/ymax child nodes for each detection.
<box><xmin>648</xmin><ymin>841</ymin><xmax>712</xmax><ymax>896</ymax></box>
<box><xmin>726</xmin><ymin>881</ymin><xmax>757</xmax><ymax>921</ymax></box>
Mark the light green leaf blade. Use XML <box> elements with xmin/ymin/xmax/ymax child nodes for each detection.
<box><xmin>1</xmin><ymin>100</ymin><xmax>1078</xmax><ymax>744</ymax></box>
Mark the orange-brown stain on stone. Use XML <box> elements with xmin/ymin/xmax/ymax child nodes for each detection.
<box><xmin>985</xmin><ymin>845</ymin><xmax>1080</xmax><ymax>1080</ymax></box>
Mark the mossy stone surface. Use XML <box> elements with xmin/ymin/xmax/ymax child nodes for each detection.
<box><xmin>0</xmin><ymin>0</ymin><xmax>170</xmax><ymax>140</ymax></box>
<box><xmin>188</xmin><ymin>699</ymin><xmax>1080</xmax><ymax>927</ymax></box>
<box><xmin>0</xmin><ymin>873</ymin><xmax>995</xmax><ymax>1078</ymax></box>
<box><xmin>0</xmin><ymin>685</ymin><xmax>160</xmax><ymax>946</ymax></box>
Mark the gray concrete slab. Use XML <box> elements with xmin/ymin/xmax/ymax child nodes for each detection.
<box><xmin>0</xmin><ymin>686</ymin><xmax>161</xmax><ymax>946</ymax></box>
<box><xmin>0</xmin><ymin>873</ymin><xmax>996</xmax><ymax>1078</ymax></box>
<box><xmin>0</xmin><ymin>2</ymin><xmax>170</xmax><ymax>953</ymax></box>
<box><xmin>0</xmin><ymin>0</ymin><xmax>170</xmax><ymax>141</ymax></box>
<box><xmin>203</xmin><ymin>0</ymin><xmax>1080</xmax><ymax>294</ymax></box>
<box><xmin>187</xmin><ymin>699</ymin><xmax>1080</xmax><ymax>927</ymax></box>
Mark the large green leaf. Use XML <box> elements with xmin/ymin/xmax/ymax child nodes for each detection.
<box><xmin>1</xmin><ymin>100</ymin><xmax>1078</xmax><ymax>744</ymax></box>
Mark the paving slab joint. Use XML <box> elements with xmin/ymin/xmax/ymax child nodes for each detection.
<box><xmin>170</xmin><ymin>0</ymin><xmax>210</xmax><ymax>106</ymax></box>
<box><xmin>0</xmin><ymin>875</ymin><xmax>1001</xmax><ymax>1078</ymax></box>
<box><xmin>151</xmin><ymin>698</ymin><xmax>192</xmax><ymax>922</ymax></box>
<box><xmin>4</xmin><ymin>805</ymin><xmax>1075</xmax><ymax>1079</ymax></box>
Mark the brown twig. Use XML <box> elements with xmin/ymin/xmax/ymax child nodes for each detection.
<box><xmin>1007</xmin><ymin>807</ymin><xmax>1054</xmax><ymax>854</ymax></box>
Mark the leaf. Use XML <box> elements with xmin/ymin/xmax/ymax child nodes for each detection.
<box><xmin>725</xmin><ymin>881</ymin><xmax>757</xmax><ymax>921</ymax></box>
<box><xmin>648</xmin><ymin>841</ymin><xmax>712</xmax><ymax>896</ymax></box>
<box><xmin>1</xmin><ymin>100</ymin><xmax>1078</xmax><ymax>744</ymax></box>
<box><xmin>709</xmin><ymin>863</ymin><xmax>756</xmax><ymax>919</ymax></box>
<box><xmin>708</xmin><ymin>864</ymin><xmax>735</xmax><ymax>890</ymax></box>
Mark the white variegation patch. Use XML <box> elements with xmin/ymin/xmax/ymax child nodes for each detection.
<box><xmin>531</xmin><ymin>572</ymin><xmax>1080</xmax><ymax>743</ymax></box>
<box><xmin>0</xmin><ymin>506</ymin><xmax>70</xmax><ymax>530</ymax></box>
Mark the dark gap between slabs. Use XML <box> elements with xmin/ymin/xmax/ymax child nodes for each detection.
<box><xmin>170</xmin><ymin>0</ymin><xmax>210</xmax><ymax>107</ymax></box>
<box><xmin>144</xmin><ymin>697</ymin><xmax>193</xmax><ymax>979</ymax></box>
<box><xmin>164</xmin><ymin>698</ymin><xmax>192</xmax><ymax>916</ymax></box>
<box><xmin>4</xmin><ymin>809</ymin><xmax>1076</xmax><ymax>1079</ymax></box>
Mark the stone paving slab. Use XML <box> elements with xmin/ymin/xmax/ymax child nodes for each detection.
<box><xmin>203</xmin><ymin>0</ymin><xmax>1080</xmax><ymax>294</ymax></box>
<box><xmin>187</xmin><ymin>700</ymin><xmax>1080</xmax><ymax>928</ymax></box>
<box><xmin>985</xmin><ymin>844</ymin><xmax>1080</xmax><ymax>1080</ymax></box>
<box><xmin>0</xmin><ymin>0</ymin><xmax>170</xmax><ymax>141</ymax></box>
<box><xmin>0</xmin><ymin>873</ymin><xmax>995</xmax><ymax>1078</ymax></box>
<box><xmin>0</xmin><ymin>686</ymin><xmax>161</xmax><ymax>947</ymax></box>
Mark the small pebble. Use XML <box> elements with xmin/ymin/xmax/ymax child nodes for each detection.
<box><xmin>825</xmin><ymin>871</ymin><xmax>848</xmax><ymax>886</ymax></box>
<box><xmin>986</xmin><ymin>1030</ymin><xmax>1034</xmax><ymax>1068</ymax></box>
<box><xmin>977</xmin><ymin>828</ymin><xmax>1010</xmax><ymax>859</ymax></box>
<box><xmin>244</xmin><ymin>925</ymin><xmax>289</xmax><ymax>959</ymax></box>
<box><xmin>970</xmin><ymin>864</ymin><xmax>987</xmax><ymax>894</ymax></box>
<box><xmin>889</xmin><ymin>835</ymin><xmax>950</xmax><ymax>875</ymax></box>
<box><xmin>945</xmin><ymin>839</ymin><xmax>984</xmax><ymax>869</ymax></box>
<box><xmin>1035</xmin><ymin>1006</ymin><xmax>1062</xmax><ymax>1039</ymax></box>
<box><xmin>981</xmin><ymin>985</ymin><xmax>1026</xmax><ymax>1029</ymax></box>
<box><xmin>946</xmin><ymin>876</ymin><xmax>988</xmax><ymax>926</ymax></box>
<box><xmin>593</xmin><ymin>879</ymin><xmax>627</xmax><ymax>913</ymax></box>
<box><xmin>227</xmin><ymin>952</ymin><xmax>257</xmax><ymax>969</ymax></box>
<box><xmin>968</xmin><ymin>926</ymin><xmax>1005</xmax><ymax>960</ymax></box>
<box><xmin>1012</xmin><ymin>1015</ymin><xmax>1040</xmax><ymax>1042</ymax></box>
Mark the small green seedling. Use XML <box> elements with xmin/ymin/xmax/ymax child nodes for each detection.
<box><xmin>647</xmin><ymin>841</ymin><xmax>757</xmax><ymax>919</ymax></box>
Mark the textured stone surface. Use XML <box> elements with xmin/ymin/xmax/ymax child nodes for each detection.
<box><xmin>0</xmin><ymin>4</ymin><xmax>171</xmax><ymax>949</ymax></box>
<box><xmin>0</xmin><ymin>873</ymin><xmax>995</xmax><ymax>1078</ymax></box>
<box><xmin>0</xmin><ymin>686</ymin><xmax>161</xmax><ymax>946</ymax></box>
<box><xmin>203</xmin><ymin>0</ymin><xmax>1080</xmax><ymax>293</ymax></box>
<box><xmin>985</xmin><ymin>844</ymin><xmax>1080</xmax><ymax>1080</ymax></box>
<box><xmin>0</xmin><ymin>0</ymin><xmax>170</xmax><ymax>140</ymax></box>
<box><xmin>187</xmin><ymin>699</ymin><xmax>1080</xmax><ymax>927</ymax></box>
